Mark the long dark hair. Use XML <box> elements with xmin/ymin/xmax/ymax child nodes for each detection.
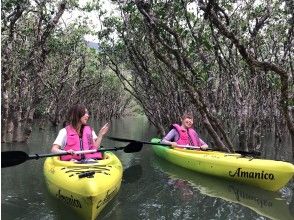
<box><xmin>65</xmin><ymin>104</ymin><xmax>86</xmax><ymax>130</ymax></box>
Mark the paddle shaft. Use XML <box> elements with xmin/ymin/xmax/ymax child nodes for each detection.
<box><xmin>153</xmin><ymin>142</ymin><xmax>260</xmax><ymax>156</ymax></box>
<box><xmin>108</xmin><ymin>137</ymin><xmax>210</xmax><ymax>150</ymax></box>
<box><xmin>28</xmin><ymin>147</ymin><xmax>124</xmax><ymax>160</ymax></box>
<box><xmin>107</xmin><ymin>136</ymin><xmax>261</xmax><ymax>156</ymax></box>
<box><xmin>149</xmin><ymin>141</ymin><xmax>207</xmax><ymax>150</ymax></box>
<box><xmin>2</xmin><ymin>142</ymin><xmax>143</xmax><ymax>168</ymax></box>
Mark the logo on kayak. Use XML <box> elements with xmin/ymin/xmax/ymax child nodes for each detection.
<box><xmin>56</xmin><ymin>190</ymin><xmax>82</xmax><ymax>208</ymax></box>
<box><xmin>228</xmin><ymin>185</ymin><xmax>272</xmax><ymax>208</ymax></box>
<box><xmin>96</xmin><ymin>188</ymin><xmax>118</xmax><ymax>209</ymax></box>
<box><xmin>229</xmin><ymin>168</ymin><xmax>274</xmax><ymax>180</ymax></box>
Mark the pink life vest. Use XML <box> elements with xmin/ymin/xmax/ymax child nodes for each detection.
<box><xmin>172</xmin><ymin>124</ymin><xmax>203</xmax><ymax>147</ymax></box>
<box><xmin>60</xmin><ymin>125</ymin><xmax>102</xmax><ymax>161</ymax></box>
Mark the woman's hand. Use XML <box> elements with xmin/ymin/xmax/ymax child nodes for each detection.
<box><xmin>98</xmin><ymin>123</ymin><xmax>110</xmax><ymax>137</ymax></box>
<box><xmin>93</xmin><ymin>123</ymin><xmax>110</xmax><ymax>148</ymax></box>
<box><xmin>200</xmin><ymin>145</ymin><xmax>209</xmax><ymax>150</ymax></box>
<box><xmin>66</xmin><ymin>149</ymin><xmax>75</xmax><ymax>155</ymax></box>
<box><xmin>170</xmin><ymin>142</ymin><xmax>178</xmax><ymax>147</ymax></box>
<box><xmin>161</xmin><ymin>139</ymin><xmax>178</xmax><ymax>148</ymax></box>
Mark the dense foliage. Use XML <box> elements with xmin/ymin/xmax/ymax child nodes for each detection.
<box><xmin>2</xmin><ymin>0</ymin><xmax>293</xmax><ymax>157</ymax></box>
<box><xmin>1</xmin><ymin>0</ymin><xmax>133</xmax><ymax>142</ymax></box>
<box><xmin>97</xmin><ymin>0</ymin><xmax>293</xmax><ymax>154</ymax></box>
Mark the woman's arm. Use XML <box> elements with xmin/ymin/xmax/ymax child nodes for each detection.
<box><xmin>51</xmin><ymin>144</ymin><xmax>66</xmax><ymax>153</ymax></box>
<box><xmin>51</xmin><ymin>128</ymin><xmax>74</xmax><ymax>154</ymax></box>
<box><xmin>161</xmin><ymin>129</ymin><xmax>178</xmax><ymax>147</ymax></box>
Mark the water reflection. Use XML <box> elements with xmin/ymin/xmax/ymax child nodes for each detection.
<box><xmin>152</xmin><ymin>156</ymin><xmax>294</xmax><ymax>220</ymax></box>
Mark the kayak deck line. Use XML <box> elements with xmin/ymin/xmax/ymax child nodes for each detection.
<box><xmin>164</xmin><ymin>145</ymin><xmax>259</xmax><ymax>159</ymax></box>
<box><xmin>151</xmin><ymin>138</ymin><xmax>294</xmax><ymax>192</ymax></box>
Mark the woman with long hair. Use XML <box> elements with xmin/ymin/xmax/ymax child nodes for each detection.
<box><xmin>51</xmin><ymin>104</ymin><xmax>109</xmax><ymax>161</ymax></box>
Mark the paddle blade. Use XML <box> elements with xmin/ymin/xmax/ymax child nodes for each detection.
<box><xmin>1</xmin><ymin>151</ymin><xmax>29</xmax><ymax>168</ymax></box>
<box><xmin>124</xmin><ymin>142</ymin><xmax>143</xmax><ymax>153</ymax></box>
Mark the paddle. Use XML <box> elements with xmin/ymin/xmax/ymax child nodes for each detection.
<box><xmin>1</xmin><ymin>142</ymin><xmax>143</xmax><ymax>168</ymax></box>
<box><xmin>107</xmin><ymin>136</ymin><xmax>261</xmax><ymax>157</ymax></box>
<box><xmin>108</xmin><ymin>136</ymin><xmax>207</xmax><ymax>150</ymax></box>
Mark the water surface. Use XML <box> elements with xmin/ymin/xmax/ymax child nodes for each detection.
<box><xmin>1</xmin><ymin>116</ymin><xmax>294</xmax><ymax>220</ymax></box>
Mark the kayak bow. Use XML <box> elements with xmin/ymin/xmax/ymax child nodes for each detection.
<box><xmin>43</xmin><ymin>151</ymin><xmax>122</xmax><ymax>220</ymax></box>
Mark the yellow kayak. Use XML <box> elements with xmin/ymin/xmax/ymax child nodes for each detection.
<box><xmin>151</xmin><ymin>138</ymin><xmax>294</xmax><ymax>191</ymax></box>
<box><xmin>43</xmin><ymin>152</ymin><xmax>122</xmax><ymax>220</ymax></box>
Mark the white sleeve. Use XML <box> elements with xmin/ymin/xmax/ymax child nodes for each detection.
<box><xmin>53</xmin><ymin>128</ymin><xmax>67</xmax><ymax>149</ymax></box>
<box><xmin>92</xmin><ymin>130</ymin><xmax>98</xmax><ymax>140</ymax></box>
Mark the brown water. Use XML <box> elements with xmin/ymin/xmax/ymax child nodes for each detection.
<box><xmin>1</xmin><ymin>116</ymin><xmax>294</xmax><ymax>220</ymax></box>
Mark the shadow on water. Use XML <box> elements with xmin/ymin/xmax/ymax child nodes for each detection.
<box><xmin>152</xmin><ymin>156</ymin><xmax>294</xmax><ymax>220</ymax></box>
<box><xmin>122</xmin><ymin>164</ymin><xmax>143</xmax><ymax>184</ymax></box>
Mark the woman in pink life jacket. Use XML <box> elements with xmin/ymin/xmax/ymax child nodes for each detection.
<box><xmin>51</xmin><ymin>104</ymin><xmax>109</xmax><ymax>161</ymax></box>
<box><xmin>161</xmin><ymin>113</ymin><xmax>208</xmax><ymax>150</ymax></box>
